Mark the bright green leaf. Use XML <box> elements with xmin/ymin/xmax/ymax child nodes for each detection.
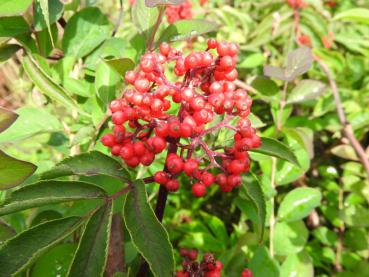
<box><xmin>41</xmin><ymin>151</ymin><xmax>130</xmax><ymax>181</ymax></box>
<box><xmin>280</xmin><ymin>251</ymin><xmax>314</xmax><ymax>277</ymax></box>
<box><xmin>274</xmin><ymin>221</ymin><xmax>308</xmax><ymax>256</ymax></box>
<box><xmin>334</xmin><ymin>8</ymin><xmax>369</xmax><ymax>25</ymax></box>
<box><xmin>238</xmin><ymin>53</ymin><xmax>265</xmax><ymax>68</ymax></box>
<box><xmin>278</xmin><ymin>187</ymin><xmax>321</xmax><ymax>222</ymax></box>
<box><xmin>95</xmin><ymin>61</ymin><xmax>122</xmax><ymax>106</ymax></box>
<box><xmin>0</xmin><ymin>217</ymin><xmax>83</xmax><ymax>276</ymax></box>
<box><xmin>67</xmin><ymin>202</ymin><xmax>112</xmax><ymax>277</ymax></box>
<box><xmin>0</xmin><ymin>0</ymin><xmax>33</xmax><ymax>16</ymax></box>
<box><xmin>249</xmin><ymin>246</ymin><xmax>279</xmax><ymax>277</ymax></box>
<box><xmin>132</xmin><ymin>0</ymin><xmax>159</xmax><ymax>35</ymax></box>
<box><xmin>124</xmin><ymin>179</ymin><xmax>175</xmax><ymax>277</ymax></box>
<box><xmin>0</xmin><ymin>180</ymin><xmax>107</xmax><ymax>216</ymax></box>
<box><xmin>0</xmin><ymin>150</ymin><xmax>37</xmax><ymax>190</ymax></box>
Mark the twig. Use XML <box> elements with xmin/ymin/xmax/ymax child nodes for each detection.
<box><xmin>112</xmin><ymin>0</ymin><xmax>124</xmax><ymax>37</ymax></box>
<box><xmin>316</xmin><ymin>57</ymin><xmax>369</xmax><ymax>179</ymax></box>
<box><xmin>146</xmin><ymin>6</ymin><xmax>166</xmax><ymax>51</ymax></box>
<box><xmin>234</xmin><ymin>79</ymin><xmax>258</xmax><ymax>95</ymax></box>
<box><xmin>88</xmin><ymin>109</ymin><xmax>112</xmax><ymax>150</ymax></box>
<box><xmin>277</xmin><ymin>81</ymin><xmax>288</xmax><ymax>131</ymax></box>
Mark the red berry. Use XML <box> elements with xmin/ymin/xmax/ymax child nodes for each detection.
<box><xmin>168</xmin><ymin>121</ymin><xmax>182</xmax><ymax>138</ymax></box>
<box><xmin>187</xmin><ymin>249</ymin><xmax>198</xmax><ymax>260</ymax></box>
<box><xmin>183</xmin><ymin>159</ymin><xmax>199</xmax><ymax>176</ymax></box>
<box><xmin>192</xmin><ymin>182</ymin><xmax>206</xmax><ymax>197</ymax></box>
<box><xmin>184</xmin><ymin>53</ymin><xmax>199</xmax><ymax>70</ymax></box>
<box><xmin>151</xmin><ymin>136</ymin><xmax>167</xmax><ymax>153</ymax></box>
<box><xmin>166</xmin><ymin>179</ymin><xmax>179</xmax><ymax>191</ymax></box>
<box><xmin>140</xmin><ymin>152</ymin><xmax>155</xmax><ymax>166</ymax></box>
<box><xmin>112</xmin><ymin>111</ymin><xmax>126</xmax><ymax>125</ymax></box>
<box><xmin>207</xmin><ymin>38</ymin><xmax>217</xmax><ymax>49</ymax></box>
<box><xmin>201</xmin><ymin>172</ymin><xmax>215</xmax><ymax>186</ymax></box>
<box><xmin>154</xmin><ymin>171</ymin><xmax>169</xmax><ymax>185</ymax></box>
<box><xmin>101</xmin><ymin>134</ymin><xmax>115</xmax><ymax>147</ymax></box>
<box><xmin>228</xmin><ymin>159</ymin><xmax>245</xmax><ymax>175</ymax></box>
<box><xmin>160</xmin><ymin>42</ymin><xmax>171</xmax><ymax>56</ymax></box>
<box><xmin>120</xmin><ymin>144</ymin><xmax>134</xmax><ymax>160</ymax></box>
<box><xmin>125</xmin><ymin>70</ymin><xmax>137</xmax><ymax>84</ymax></box>
<box><xmin>166</xmin><ymin>156</ymin><xmax>184</xmax><ymax>174</ymax></box>
<box><xmin>155</xmin><ymin>122</ymin><xmax>169</xmax><ymax>137</ymax></box>
<box><xmin>241</xmin><ymin>269</ymin><xmax>253</xmax><ymax>277</ymax></box>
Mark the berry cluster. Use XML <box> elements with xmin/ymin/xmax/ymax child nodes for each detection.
<box><xmin>165</xmin><ymin>1</ymin><xmax>192</xmax><ymax>24</ymax></box>
<box><xmin>298</xmin><ymin>34</ymin><xmax>312</xmax><ymax>48</ymax></box>
<box><xmin>101</xmin><ymin>39</ymin><xmax>260</xmax><ymax>197</ymax></box>
<box><xmin>176</xmin><ymin>250</ymin><xmax>223</xmax><ymax>277</ymax></box>
<box><xmin>287</xmin><ymin>0</ymin><xmax>306</xmax><ymax>9</ymax></box>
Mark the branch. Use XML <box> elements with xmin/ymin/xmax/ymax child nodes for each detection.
<box><xmin>316</xmin><ymin>57</ymin><xmax>369</xmax><ymax>179</ymax></box>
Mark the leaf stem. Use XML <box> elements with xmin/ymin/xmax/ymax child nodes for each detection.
<box><xmin>147</xmin><ymin>5</ymin><xmax>166</xmax><ymax>51</ymax></box>
<box><xmin>269</xmin><ymin>157</ymin><xmax>277</xmax><ymax>257</ymax></box>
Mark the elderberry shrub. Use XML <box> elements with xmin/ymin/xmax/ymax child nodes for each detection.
<box><xmin>101</xmin><ymin>39</ymin><xmax>261</xmax><ymax>197</ymax></box>
<box><xmin>165</xmin><ymin>0</ymin><xmax>192</xmax><ymax>24</ymax></box>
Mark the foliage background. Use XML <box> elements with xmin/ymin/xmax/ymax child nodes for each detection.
<box><xmin>0</xmin><ymin>0</ymin><xmax>369</xmax><ymax>276</ymax></box>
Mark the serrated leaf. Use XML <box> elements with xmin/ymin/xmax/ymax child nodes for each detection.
<box><xmin>41</xmin><ymin>151</ymin><xmax>130</xmax><ymax>181</ymax></box>
<box><xmin>158</xmin><ymin>19</ymin><xmax>218</xmax><ymax>44</ymax></box>
<box><xmin>287</xmin><ymin>80</ymin><xmax>326</xmax><ymax>104</ymax></box>
<box><xmin>263</xmin><ymin>65</ymin><xmax>288</xmax><ymax>81</ymax></box>
<box><xmin>0</xmin><ymin>217</ymin><xmax>83</xmax><ymax>276</ymax></box>
<box><xmin>0</xmin><ymin>16</ymin><xmax>30</xmax><ymax>37</ymax></box>
<box><xmin>274</xmin><ymin>221</ymin><xmax>308</xmax><ymax>256</ymax></box>
<box><xmin>145</xmin><ymin>0</ymin><xmax>186</xmax><ymax>7</ymax></box>
<box><xmin>67</xmin><ymin>202</ymin><xmax>112</xmax><ymax>277</ymax></box>
<box><xmin>95</xmin><ymin>61</ymin><xmax>122</xmax><ymax>106</ymax></box>
<box><xmin>249</xmin><ymin>137</ymin><xmax>299</xmax><ymax>167</ymax></box>
<box><xmin>0</xmin><ymin>107</ymin><xmax>61</xmax><ymax>144</ymax></box>
<box><xmin>249</xmin><ymin>246</ymin><xmax>280</xmax><ymax>277</ymax></box>
<box><xmin>277</xmin><ymin>187</ymin><xmax>322</xmax><ymax>222</ymax></box>
<box><xmin>105</xmin><ymin>58</ymin><xmax>135</xmax><ymax>76</ymax></box>
<box><xmin>334</xmin><ymin>8</ymin><xmax>369</xmax><ymax>25</ymax></box>
<box><xmin>0</xmin><ymin>107</ymin><xmax>18</xmax><ymax>133</ymax></box>
<box><xmin>62</xmin><ymin>7</ymin><xmax>111</xmax><ymax>59</ymax></box>
<box><xmin>0</xmin><ymin>180</ymin><xmax>107</xmax><ymax>216</ymax></box>
<box><xmin>0</xmin><ymin>44</ymin><xmax>21</xmax><ymax>63</ymax></box>
<box><xmin>0</xmin><ymin>0</ymin><xmax>33</xmax><ymax>17</ymax></box>
<box><xmin>124</xmin><ymin>179</ymin><xmax>174</xmax><ymax>277</ymax></box>
<box><xmin>132</xmin><ymin>0</ymin><xmax>159</xmax><ymax>35</ymax></box>
<box><xmin>22</xmin><ymin>55</ymin><xmax>80</xmax><ymax>112</ymax></box>
<box><xmin>240</xmin><ymin>173</ymin><xmax>266</xmax><ymax>241</ymax></box>
<box><xmin>0</xmin><ymin>150</ymin><xmax>37</xmax><ymax>190</ymax></box>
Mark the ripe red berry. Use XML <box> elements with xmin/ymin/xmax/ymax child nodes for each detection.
<box><xmin>120</xmin><ymin>144</ymin><xmax>134</xmax><ymax>160</ymax></box>
<box><xmin>125</xmin><ymin>70</ymin><xmax>137</xmax><ymax>84</ymax></box>
<box><xmin>187</xmin><ymin>249</ymin><xmax>198</xmax><ymax>260</ymax></box>
<box><xmin>207</xmin><ymin>38</ymin><xmax>217</xmax><ymax>49</ymax></box>
<box><xmin>150</xmin><ymin>136</ymin><xmax>167</xmax><ymax>153</ymax></box>
<box><xmin>101</xmin><ymin>134</ymin><xmax>115</xmax><ymax>147</ymax></box>
<box><xmin>166</xmin><ymin>156</ymin><xmax>184</xmax><ymax>174</ymax></box>
<box><xmin>154</xmin><ymin>171</ymin><xmax>169</xmax><ymax>185</ymax></box>
<box><xmin>140</xmin><ymin>152</ymin><xmax>155</xmax><ymax>166</ymax></box>
<box><xmin>166</xmin><ymin>179</ymin><xmax>179</xmax><ymax>191</ymax></box>
<box><xmin>168</xmin><ymin>121</ymin><xmax>182</xmax><ymax>138</ymax></box>
<box><xmin>184</xmin><ymin>53</ymin><xmax>199</xmax><ymax>70</ymax></box>
<box><xmin>201</xmin><ymin>172</ymin><xmax>215</xmax><ymax>186</ymax></box>
<box><xmin>192</xmin><ymin>182</ymin><xmax>206</xmax><ymax>197</ymax></box>
<box><xmin>241</xmin><ymin>269</ymin><xmax>253</xmax><ymax>277</ymax></box>
<box><xmin>183</xmin><ymin>159</ymin><xmax>199</xmax><ymax>176</ymax></box>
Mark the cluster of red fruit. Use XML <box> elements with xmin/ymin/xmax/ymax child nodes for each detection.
<box><xmin>176</xmin><ymin>249</ymin><xmax>253</xmax><ymax>277</ymax></box>
<box><xmin>165</xmin><ymin>0</ymin><xmax>192</xmax><ymax>23</ymax></box>
<box><xmin>287</xmin><ymin>0</ymin><xmax>306</xmax><ymax>9</ymax></box>
<box><xmin>101</xmin><ymin>38</ymin><xmax>260</xmax><ymax>197</ymax></box>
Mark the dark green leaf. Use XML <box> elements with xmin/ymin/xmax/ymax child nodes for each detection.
<box><xmin>0</xmin><ymin>0</ymin><xmax>33</xmax><ymax>16</ymax></box>
<box><xmin>0</xmin><ymin>16</ymin><xmax>29</xmax><ymax>37</ymax></box>
<box><xmin>0</xmin><ymin>150</ymin><xmax>36</xmax><ymax>190</ymax></box>
<box><xmin>22</xmin><ymin>55</ymin><xmax>80</xmax><ymax>112</ymax></box>
<box><xmin>158</xmin><ymin>19</ymin><xmax>218</xmax><ymax>44</ymax></box>
<box><xmin>239</xmin><ymin>173</ymin><xmax>266</xmax><ymax>241</ymax></box>
<box><xmin>0</xmin><ymin>220</ymin><xmax>16</xmax><ymax>243</ymax></box>
<box><xmin>34</xmin><ymin>0</ymin><xmax>64</xmax><ymax>31</ymax></box>
<box><xmin>31</xmin><ymin>244</ymin><xmax>77</xmax><ymax>277</ymax></box>
<box><xmin>124</xmin><ymin>180</ymin><xmax>174</xmax><ymax>277</ymax></box>
<box><xmin>95</xmin><ymin>61</ymin><xmax>122</xmax><ymax>105</ymax></box>
<box><xmin>0</xmin><ymin>107</ymin><xmax>18</xmax><ymax>133</ymax></box>
<box><xmin>274</xmin><ymin>221</ymin><xmax>308</xmax><ymax>256</ymax></box>
<box><xmin>200</xmin><ymin>212</ymin><xmax>228</xmax><ymax>245</ymax></box>
<box><xmin>0</xmin><ymin>180</ymin><xmax>107</xmax><ymax>216</ymax></box>
<box><xmin>249</xmin><ymin>246</ymin><xmax>280</xmax><ymax>277</ymax></box>
<box><xmin>132</xmin><ymin>0</ymin><xmax>159</xmax><ymax>35</ymax></box>
<box><xmin>287</xmin><ymin>80</ymin><xmax>326</xmax><ymax>104</ymax></box>
<box><xmin>105</xmin><ymin>58</ymin><xmax>135</xmax><ymax>76</ymax></box>
<box><xmin>67</xmin><ymin>202</ymin><xmax>112</xmax><ymax>277</ymax></box>
<box><xmin>251</xmin><ymin>77</ymin><xmax>279</xmax><ymax>96</ymax></box>
<box><xmin>0</xmin><ymin>107</ymin><xmax>61</xmax><ymax>143</ymax></box>
<box><xmin>249</xmin><ymin>137</ymin><xmax>300</xmax><ymax>167</ymax></box>
<box><xmin>145</xmin><ymin>0</ymin><xmax>185</xmax><ymax>7</ymax></box>
<box><xmin>277</xmin><ymin>187</ymin><xmax>322</xmax><ymax>222</ymax></box>
<box><xmin>0</xmin><ymin>44</ymin><xmax>21</xmax><ymax>63</ymax></box>
<box><xmin>41</xmin><ymin>151</ymin><xmax>130</xmax><ymax>181</ymax></box>
<box><xmin>0</xmin><ymin>217</ymin><xmax>83</xmax><ymax>276</ymax></box>
<box><xmin>62</xmin><ymin>7</ymin><xmax>111</xmax><ymax>59</ymax></box>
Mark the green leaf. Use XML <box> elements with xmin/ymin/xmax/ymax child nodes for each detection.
<box><xmin>0</xmin><ymin>220</ymin><xmax>16</xmax><ymax>243</ymax></box>
<box><xmin>249</xmin><ymin>246</ymin><xmax>279</xmax><ymax>277</ymax></box>
<box><xmin>95</xmin><ymin>61</ymin><xmax>122</xmax><ymax>106</ymax></box>
<box><xmin>0</xmin><ymin>16</ymin><xmax>30</xmax><ymax>37</ymax></box>
<box><xmin>344</xmin><ymin>228</ymin><xmax>369</xmax><ymax>251</ymax></box>
<box><xmin>250</xmin><ymin>137</ymin><xmax>300</xmax><ymax>167</ymax></box>
<box><xmin>0</xmin><ymin>180</ymin><xmax>107</xmax><ymax>216</ymax></box>
<box><xmin>34</xmin><ymin>0</ymin><xmax>64</xmax><ymax>31</ymax></box>
<box><xmin>331</xmin><ymin>144</ymin><xmax>359</xmax><ymax>161</ymax></box>
<box><xmin>36</xmin><ymin>23</ymin><xmax>58</xmax><ymax>56</ymax></box>
<box><xmin>145</xmin><ymin>0</ymin><xmax>186</xmax><ymax>7</ymax></box>
<box><xmin>251</xmin><ymin>77</ymin><xmax>279</xmax><ymax>96</ymax></box>
<box><xmin>0</xmin><ymin>216</ymin><xmax>83</xmax><ymax>276</ymax></box>
<box><xmin>274</xmin><ymin>221</ymin><xmax>308</xmax><ymax>256</ymax></box>
<box><xmin>31</xmin><ymin>244</ymin><xmax>77</xmax><ymax>277</ymax></box>
<box><xmin>124</xmin><ymin>180</ymin><xmax>174</xmax><ymax>277</ymax></box>
<box><xmin>67</xmin><ymin>202</ymin><xmax>112</xmax><ymax>277</ymax></box>
<box><xmin>199</xmin><ymin>212</ymin><xmax>228</xmax><ymax>245</ymax></box>
<box><xmin>105</xmin><ymin>58</ymin><xmax>135</xmax><ymax>76</ymax></box>
<box><xmin>0</xmin><ymin>107</ymin><xmax>61</xmax><ymax>144</ymax></box>
<box><xmin>280</xmin><ymin>251</ymin><xmax>314</xmax><ymax>277</ymax></box>
<box><xmin>277</xmin><ymin>187</ymin><xmax>322</xmax><ymax>222</ymax></box>
<box><xmin>62</xmin><ymin>7</ymin><xmax>111</xmax><ymax>59</ymax></box>
<box><xmin>41</xmin><ymin>151</ymin><xmax>130</xmax><ymax>181</ymax></box>
<box><xmin>334</xmin><ymin>8</ymin><xmax>369</xmax><ymax>25</ymax></box>
<box><xmin>158</xmin><ymin>19</ymin><xmax>218</xmax><ymax>44</ymax></box>
<box><xmin>63</xmin><ymin>77</ymin><xmax>93</xmax><ymax>98</ymax></box>
<box><xmin>0</xmin><ymin>44</ymin><xmax>21</xmax><ymax>63</ymax></box>
<box><xmin>0</xmin><ymin>150</ymin><xmax>37</xmax><ymax>190</ymax></box>
<box><xmin>132</xmin><ymin>0</ymin><xmax>159</xmax><ymax>35</ymax></box>
<box><xmin>238</xmin><ymin>53</ymin><xmax>265</xmax><ymax>69</ymax></box>
<box><xmin>287</xmin><ymin>80</ymin><xmax>326</xmax><ymax>104</ymax></box>
<box><xmin>342</xmin><ymin>205</ymin><xmax>369</xmax><ymax>227</ymax></box>
<box><xmin>0</xmin><ymin>107</ymin><xmax>18</xmax><ymax>133</ymax></box>
<box><xmin>239</xmin><ymin>173</ymin><xmax>266</xmax><ymax>241</ymax></box>
<box><xmin>22</xmin><ymin>55</ymin><xmax>80</xmax><ymax>112</ymax></box>
<box><xmin>0</xmin><ymin>0</ymin><xmax>33</xmax><ymax>16</ymax></box>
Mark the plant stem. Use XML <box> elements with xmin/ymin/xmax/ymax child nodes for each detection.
<box><xmin>316</xmin><ymin>57</ymin><xmax>369</xmax><ymax>180</ymax></box>
<box><xmin>147</xmin><ymin>6</ymin><xmax>166</xmax><ymax>51</ymax></box>
<box><xmin>269</xmin><ymin>157</ymin><xmax>277</xmax><ymax>257</ymax></box>
<box><xmin>277</xmin><ymin>81</ymin><xmax>288</xmax><ymax>131</ymax></box>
